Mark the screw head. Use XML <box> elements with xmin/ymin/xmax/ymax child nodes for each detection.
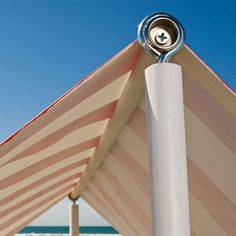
<box><xmin>155</xmin><ymin>28</ymin><xmax>171</xmax><ymax>45</ymax></box>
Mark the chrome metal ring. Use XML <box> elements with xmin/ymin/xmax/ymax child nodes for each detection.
<box><xmin>137</xmin><ymin>13</ymin><xmax>185</xmax><ymax>63</ymax></box>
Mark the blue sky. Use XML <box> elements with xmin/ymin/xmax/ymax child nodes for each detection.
<box><xmin>0</xmin><ymin>0</ymin><xmax>235</xmax><ymax>226</ymax></box>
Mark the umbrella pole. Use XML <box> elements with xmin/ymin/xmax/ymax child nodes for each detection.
<box><xmin>145</xmin><ymin>63</ymin><xmax>190</xmax><ymax>236</ymax></box>
<box><xmin>69</xmin><ymin>201</ymin><xmax>79</xmax><ymax>236</ymax></box>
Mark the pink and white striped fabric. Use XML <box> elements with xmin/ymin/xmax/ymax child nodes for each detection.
<box><xmin>0</xmin><ymin>41</ymin><xmax>235</xmax><ymax>236</ymax></box>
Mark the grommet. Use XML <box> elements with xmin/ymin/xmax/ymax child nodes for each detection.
<box><xmin>137</xmin><ymin>13</ymin><xmax>185</xmax><ymax>63</ymax></box>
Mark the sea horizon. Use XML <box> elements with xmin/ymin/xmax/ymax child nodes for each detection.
<box><xmin>16</xmin><ymin>226</ymin><xmax>120</xmax><ymax>235</ymax></box>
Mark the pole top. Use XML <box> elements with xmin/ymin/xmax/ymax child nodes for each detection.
<box><xmin>68</xmin><ymin>193</ymin><xmax>79</xmax><ymax>204</ymax></box>
<box><xmin>137</xmin><ymin>13</ymin><xmax>185</xmax><ymax>63</ymax></box>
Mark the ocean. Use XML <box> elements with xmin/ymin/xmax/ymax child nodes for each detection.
<box><xmin>15</xmin><ymin>226</ymin><xmax>121</xmax><ymax>235</ymax></box>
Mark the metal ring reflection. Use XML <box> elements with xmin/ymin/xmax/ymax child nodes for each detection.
<box><xmin>137</xmin><ymin>13</ymin><xmax>185</xmax><ymax>63</ymax></box>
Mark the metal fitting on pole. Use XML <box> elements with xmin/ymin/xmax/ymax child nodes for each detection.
<box><xmin>68</xmin><ymin>193</ymin><xmax>79</xmax><ymax>204</ymax></box>
<box><xmin>137</xmin><ymin>13</ymin><xmax>185</xmax><ymax>62</ymax></box>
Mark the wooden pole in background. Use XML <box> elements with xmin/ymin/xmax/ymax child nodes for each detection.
<box><xmin>69</xmin><ymin>203</ymin><xmax>79</xmax><ymax>236</ymax></box>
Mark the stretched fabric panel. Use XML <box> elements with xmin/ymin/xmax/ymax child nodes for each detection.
<box><xmin>0</xmin><ymin>40</ymin><xmax>235</xmax><ymax>236</ymax></box>
<box><xmin>0</xmin><ymin>41</ymin><xmax>140</xmax><ymax>236</ymax></box>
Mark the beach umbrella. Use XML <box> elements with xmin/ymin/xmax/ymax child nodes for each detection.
<box><xmin>0</xmin><ymin>12</ymin><xmax>235</xmax><ymax>236</ymax></box>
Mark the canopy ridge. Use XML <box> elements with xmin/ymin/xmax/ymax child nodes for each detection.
<box><xmin>70</xmin><ymin>50</ymin><xmax>155</xmax><ymax>200</ymax></box>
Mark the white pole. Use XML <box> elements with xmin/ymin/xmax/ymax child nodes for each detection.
<box><xmin>69</xmin><ymin>203</ymin><xmax>79</xmax><ymax>236</ymax></box>
<box><xmin>145</xmin><ymin>63</ymin><xmax>190</xmax><ymax>236</ymax></box>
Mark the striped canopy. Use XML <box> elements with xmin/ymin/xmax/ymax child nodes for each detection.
<box><xmin>0</xmin><ymin>41</ymin><xmax>235</xmax><ymax>236</ymax></box>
